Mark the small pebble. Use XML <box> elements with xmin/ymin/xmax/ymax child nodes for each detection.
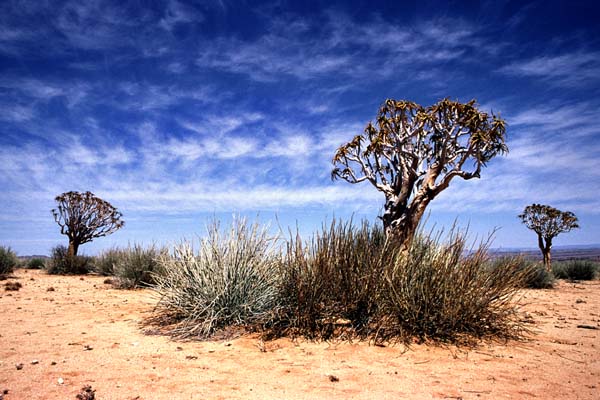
<box><xmin>31</xmin><ymin>360</ymin><xmax>39</xmax><ymax>365</ymax></box>
<box><xmin>15</xmin><ymin>363</ymin><xmax>23</xmax><ymax>370</ymax></box>
<box><xmin>57</xmin><ymin>378</ymin><xmax>64</xmax><ymax>385</ymax></box>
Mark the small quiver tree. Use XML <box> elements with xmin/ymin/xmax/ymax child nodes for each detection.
<box><xmin>52</xmin><ymin>191</ymin><xmax>124</xmax><ymax>257</ymax></box>
<box><xmin>518</xmin><ymin>204</ymin><xmax>579</xmax><ymax>271</ymax></box>
<box><xmin>332</xmin><ymin>98</ymin><xmax>507</xmax><ymax>251</ymax></box>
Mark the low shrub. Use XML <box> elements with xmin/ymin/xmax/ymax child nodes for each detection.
<box><xmin>27</xmin><ymin>258</ymin><xmax>46</xmax><ymax>269</ymax></box>
<box><xmin>148</xmin><ymin>219</ymin><xmax>281</xmax><ymax>339</ymax></box>
<box><xmin>0</xmin><ymin>246</ymin><xmax>18</xmax><ymax>276</ymax></box>
<box><xmin>553</xmin><ymin>260</ymin><xmax>598</xmax><ymax>281</ymax></box>
<box><xmin>518</xmin><ymin>261</ymin><xmax>554</xmax><ymax>289</ymax></box>
<box><xmin>272</xmin><ymin>220</ymin><xmax>393</xmax><ymax>340</ymax></box>
<box><xmin>46</xmin><ymin>245</ymin><xmax>92</xmax><ymax>275</ymax></box>
<box><xmin>147</xmin><ymin>218</ymin><xmax>533</xmax><ymax>345</ymax></box>
<box><xmin>93</xmin><ymin>248</ymin><xmax>125</xmax><ymax>276</ymax></box>
<box><xmin>380</xmin><ymin>234</ymin><xmax>531</xmax><ymax>343</ymax></box>
<box><xmin>271</xmin><ymin>223</ymin><xmax>530</xmax><ymax>344</ymax></box>
<box><xmin>111</xmin><ymin>244</ymin><xmax>167</xmax><ymax>289</ymax></box>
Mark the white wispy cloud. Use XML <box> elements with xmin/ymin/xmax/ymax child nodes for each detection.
<box><xmin>159</xmin><ymin>0</ymin><xmax>203</xmax><ymax>32</ymax></box>
<box><xmin>499</xmin><ymin>51</ymin><xmax>600</xmax><ymax>87</ymax></box>
<box><xmin>196</xmin><ymin>13</ymin><xmax>482</xmax><ymax>82</ymax></box>
<box><xmin>164</xmin><ymin>135</ymin><xmax>259</xmax><ymax>161</ymax></box>
<box><xmin>54</xmin><ymin>0</ymin><xmax>147</xmax><ymax>50</ymax></box>
<box><xmin>111</xmin><ymin>81</ymin><xmax>223</xmax><ymax>113</ymax></box>
<box><xmin>509</xmin><ymin>101</ymin><xmax>598</xmax><ymax>135</ymax></box>
<box><xmin>508</xmin><ymin>135</ymin><xmax>600</xmax><ymax>176</ymax></box>
<box><xmin>99</xmin><ymin>184</ymin><xmax>379</xmax><ymax>213</ymax></box>
<box><xmin>0</xmin><ymin>77</ymin><xmax>91</xmax><ymax>109</ymax></box>
<box><xmin>0</xmin><ymin>103</ymin><xmax>35</xmax><ymax>122</ymax></box>
<box><xmin>179</xmin><ymin>112</ymin><xmax>264</xmax><ymax>135</ymax></box>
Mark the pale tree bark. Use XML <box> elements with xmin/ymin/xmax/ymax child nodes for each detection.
<box><xmin>332</xmin><ymin>99</ymin><xmax>507</xmax><ymax>252</ymax></box>
<box><xmin>383</xmin><ymin>192</ymin><xmax>431</xmax><ymax>251</ymax></box>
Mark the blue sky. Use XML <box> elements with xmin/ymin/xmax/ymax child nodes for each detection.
<box><xmin>1</xmin><ymin>0</ymin><xmax>599</xmax><ymax>255</ymax></box>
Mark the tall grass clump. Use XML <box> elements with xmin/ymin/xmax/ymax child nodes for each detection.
<box><xmin>93</xmin><ymin>248</ymin><xmax>126</xmax><ymax>276</ymax></box>
<box><xmin>553</xmin><ymin>260</ymin><xmax>599</xmax><ymax>281</ymax></box>
<box><xmin>272</xmin><ymin>220</ymin><xmax>393</xmax><ymax>340</ymax></box>
<box><xmin>270</xmin><ymin>222</ymin><xmax>532</xmax><ymax>344</ymax></box>
<box><xmin>112</xmin><ymin>244</ymin><xmax>167</xmax><ymax>289</ymax></box>
<box><xmin>46</xmin><ymin>245</ymin><xmax>92</xmax><ymax>275</ymax></box>
<box><xmin>0</xmin><ymin>246</ymin><xmax>18</xmax><ymax>277</ymax></box>
<box><xmin>380</xmin><ymin>232</ymin><xmax>533</xmax><ymax>343</ymax></box>
<box><xmin>148</xmin><ymin>219</ymin><xmax>281</xmax><ymax>339</ymax></box>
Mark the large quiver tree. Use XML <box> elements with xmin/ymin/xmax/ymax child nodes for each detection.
<box><xmin>518</xmin><ymin>204</ymin><xmax>579</xmax><ymax>270</ymax></box>
<box><xmin>332</xmin><ymin>98</ymin><xmax>507</xmax><ymax>250</ymax></box>
<box><xmin>52</xmin><ymin>191</ymin><xmax>124</xmax><ymax>257</ymax></box>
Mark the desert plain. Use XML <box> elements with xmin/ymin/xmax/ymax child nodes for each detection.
<box><xmin>1</xmin><ymin>269</ymin><xmax>598</xmax><ymax>399</ymax></box>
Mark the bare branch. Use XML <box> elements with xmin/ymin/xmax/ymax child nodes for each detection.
<box><xmin>332</xmin><ymin>98</ymin><xmax>508</xmax><ymax>247</ymax></box>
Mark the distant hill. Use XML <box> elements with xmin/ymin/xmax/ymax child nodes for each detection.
<box><xmin>490</xmin><ymin>246</ymin><xmax>600</xmax><ymax>262</ymax></box>
<box><xmin>18</xmin><ymin>246</ymin><xmax>600</xmax><ymax>263</ymax></box>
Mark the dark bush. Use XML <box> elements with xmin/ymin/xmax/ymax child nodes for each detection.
<box><xmin>0</xmin><ymin>246</ymin><xmax>18</xmax><ymax>276</ymax></box>
<box><xmin>553</xmin><ymin>260</ymin><xmax>598</xmax><ymax>281</ymax></box>
<box><xmin>272</xmin><ymin>220</ymin><xmax>392</xmax><ymax>340</ymax></box>
<box><xmin>46</xmin><ymin>245</ymin><xmax>92</xmax><ymax>275</ymax></box>
<box><xmin>112</xmin><ymin>244</ymin><xmax>167</xmax><ymax>289</ymax></box>
<box><xmin>27</xmin><ymin>258</ymin><xmax>46</xmax><ymax>269</ymax></box>
<box><xmin>270</xmin><ymin>222</ymin><xmax>530</xmax><ymax>344</ymax></box>
<box><xmin>380</xmin><ymin>235</ymin><xmax>531</xmax><ymax>343</ymax></box>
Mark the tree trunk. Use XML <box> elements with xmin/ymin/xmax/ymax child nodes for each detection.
<box><xmin>68</xmin><ymin>240</ymin><xmax>80</xmax><ymax>258</ymax></box>
<box><xmin>543</xmin><ymin>251</ymin><xmax>552</xmax><ymax>271</ymax></box>
<box><xmin>544</xmin><ymin>236</ymin><xmax>553</xmax><ymax>272</ymax></box>
<box><xmin>383</xmin><ymin>196</ymin><xmax>430</xmax><ymax>253</ymax></box>
<box><xmin>537</xmin><ymin>234</ymin><xmax>553</xmax><ymax>272</ymax></box>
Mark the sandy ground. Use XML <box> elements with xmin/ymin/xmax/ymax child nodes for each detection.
<box><xmin>1</xmin><ymin>269</ymin><xmax>599</xmax><ymax>400</ymax></box>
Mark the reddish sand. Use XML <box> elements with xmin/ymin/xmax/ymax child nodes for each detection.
<box><xmin>1</xmin><ymin>269</ymin><xmax>598</xmax><ymax>399</ymax></box>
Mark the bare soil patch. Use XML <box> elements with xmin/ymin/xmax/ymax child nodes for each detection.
<box><xmin>1</xmin><ymin>269</ymin><xmax>598</xmax><ymax>399</ymax></box>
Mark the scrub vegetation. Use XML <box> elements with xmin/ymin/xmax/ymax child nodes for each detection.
<box><xmin>0</xmin><ymin>246</ymin><xmax>18</xmax><ymax>277</ymax></box>
<box><xmin>143</xmin><ymin>219</ymin><xmax>533</xmax><ymax>344</ymax></box>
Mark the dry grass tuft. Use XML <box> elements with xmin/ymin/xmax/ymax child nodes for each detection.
<box><xmin>111</xmin><ymin>244</ymin><xmax>167</xmax><ymax>289</ymax></box>
<box><xmin>147</xmin><ymin>218</ymin><xmax>281</xmax><ymax>339</ymax></box>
